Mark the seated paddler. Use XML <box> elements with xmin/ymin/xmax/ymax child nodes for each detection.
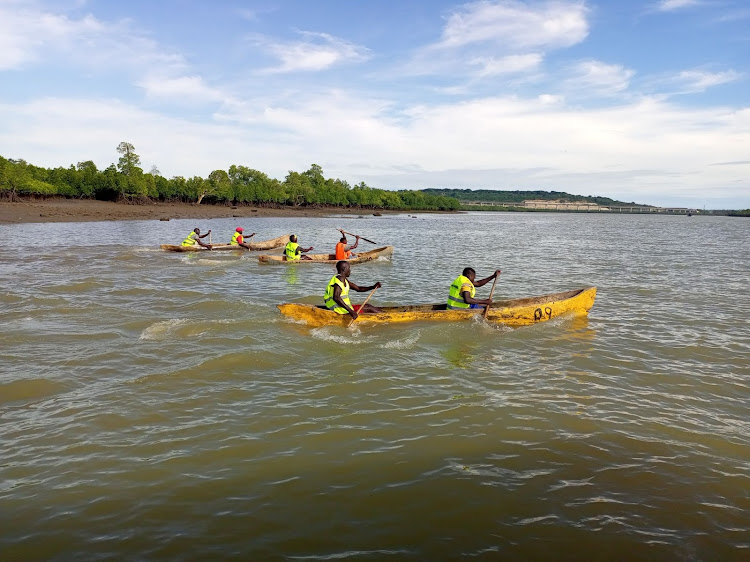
<box><xmin>447</xmin><ymin>267</ymin><xmax>501</xmax><ymax>309</ymax></box>
<box><xmin>284</xmin><ymin>235</ymin><xmax>314</xmax><ymax>261</ymax></box>
<box><xmin>335</xmin><ymin>230</ymin><xmax>359</xmax><ymax>259</ymax></box>
<box><xmin>181</xmin><ymin>227</ymin><xmax>212</xmax><ymax>249</ymax></box>
<box><xmin>325</xmin><ymin>261</ymin><xmax>382</xmax><ymax>321</ymax></box>
<box><xmin>230</xmin><ymin>227</ymin><xmax>255</xmax><ymax>249</ymax></box>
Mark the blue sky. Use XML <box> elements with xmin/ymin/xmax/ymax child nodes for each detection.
<box><xmin>1</xmin><ymin>0</ymin><xmax>748</xmax><ymax>208</ymax></box>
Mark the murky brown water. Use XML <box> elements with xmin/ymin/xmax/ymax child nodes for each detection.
<box><xmin>1</xmin><ymin>212</ymin><xmax>749</xmax><ymax>560</ymax></box>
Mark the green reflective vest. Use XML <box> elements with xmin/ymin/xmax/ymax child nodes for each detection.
<box><xmin>324</xmin><ymin>275</ymin><xmax>352</xmax><ymax>314</ymax></box>
<box><xmin>231</xmin><ymin>232</ymin><xmax>242</xmax><ymax>245</ymax></box>
<box><xmin>182</xmin><ymin>231</ymin><xmax>198</xmax><ymax>246</ymax></box>
<box><xmin>447</xmin><ymin>275</ymin><xmax>475</xmax><ymax>309</ymax></box>
<box><xmin>285</xmin><ymin>241</ymin><xmax>300</xmax><ymax>260</ymax></box>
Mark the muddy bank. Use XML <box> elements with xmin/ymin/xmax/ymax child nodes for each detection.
<box><xmin>0</xmin><ymin>198</ymin><xmax>391</xmax><ymax>224</ymax></box>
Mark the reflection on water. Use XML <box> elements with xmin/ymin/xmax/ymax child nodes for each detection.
<box><xmin>1</xmin><ymin>213</ymin><xmax>749</xmax><ymax>560</ymax></box>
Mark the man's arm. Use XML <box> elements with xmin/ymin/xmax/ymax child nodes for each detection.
<box><xmin>461</xmin><ymin>290</ymin><xmax>491</xmax><ymax>306</ymax></box>
<box><xmin>348</xmin><ymin>281</ymin><xmax>382</xmax><ymax>292</ymax></box>
<box><xmin>349</xmin><ymin>236</ymin><xmax>360</xmax><ymax>251</ymax></box>
<box><xmin>198</xmin><ymin>230</ymin><xmax>211</xmax><ymax>239</ymax></box>
<box><xmin>474</xmin><ymin>270</ymin><xmax>501</xmax><ymax>288</ymax></box>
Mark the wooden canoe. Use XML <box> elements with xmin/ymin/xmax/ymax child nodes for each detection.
<box><xmin>160</xmin><ymin>234</ymin><xmax>290</xmax><ymax>252</ymax></box>
<box><xmin>258</xmin><ymin>245</ymin><xmax>394</xmax><ymax>264</ymax></box>
<box><xmin>278</xmin><ymin>286</ymin><xmax>596</xmax><ymax>328</ymax></box>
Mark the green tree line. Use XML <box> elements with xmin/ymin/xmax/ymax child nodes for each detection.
<box><xmin>422</xmin><ymin>188</ymin><xmax>640</xmax><ymax>207</ymax></box>
<box><xmin>0</xmin><ymin>144</ymin><xmax>460</xmax><ymax>212</ymax></box>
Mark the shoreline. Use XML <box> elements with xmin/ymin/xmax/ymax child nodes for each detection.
<box><xmin>0</xmin><ymin>198</ymin><xmax>400</xmax><ymax>224</ymax></box>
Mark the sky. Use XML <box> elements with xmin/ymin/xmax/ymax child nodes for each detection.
<box><xmin>1</xmin><ymin>0</ymin><xmax>749</xmax><ymax>209</ymax></box>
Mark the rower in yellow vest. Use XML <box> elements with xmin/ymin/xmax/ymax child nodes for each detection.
<box><xmin>324</xmin><ymin>261</ymin><xmax>382</xmax><ymax>320</ymax></box>
<box><xmin>447</xmin><ymin>267</ymin><xmax>500</xmax><ymax>309</ymax></box>
<box><xmin>284</xmin><ymin>235</ymin><xmax>314</xmax><ymax>261</ymax></box>
<box><xmin>181</xmin><ymin>227</ymin><xmax>212</xmax><ymax>249</ymax></box>
<box><xmin>230</xmin><ymin>227</ymin><xmax>256</xmax><ymax>249</ymax></box>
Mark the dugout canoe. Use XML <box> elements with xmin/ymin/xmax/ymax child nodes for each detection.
<box><xmin>278</xmin><ymin>286</ymin><xmax>596</xmax><ymax>328</ymax></box>
<box><xmin>258</xmin><ymin>245</ymin><xmax>394</xmax><ymax>264</ymax></box>
<box><xmin>160</xmin><ymin>234</ymin><xmax>290</xmax><ymax>252</ymax></box>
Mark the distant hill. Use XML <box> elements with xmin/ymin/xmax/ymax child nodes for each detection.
<box><xmin>422</xmin><ymin>188</ymin><xmax>644</xmax><ymax>207</ymax></box>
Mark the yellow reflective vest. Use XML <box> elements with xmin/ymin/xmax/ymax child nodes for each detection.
<box><xmin>447</xmin><ymin>275</ymin><xmax>475</xmax><ymax>309</ymax></box>
<box><xmin>231</xmin><ymin>232</ymin><xmax>243</xmax><ymax>245</ymax></box>
<box><xmin>285</xmin><ymin>241</ymin><xmax>300</xmax><ymax>260</ymax></box>
<box><xmin>324</xmin><ymin>275</ymin><xmax>352</xmax><ymax>314</ymax></box>
<box><xmin>182</xmin><ymin>231</ymin><xmax>199</xmax><ymax>246</ymax></box>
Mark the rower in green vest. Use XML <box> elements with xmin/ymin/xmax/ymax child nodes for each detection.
<box><xmin>324</xmin><ymin>260</ymin><xmax>382</xmax><ymax>320</ymax></box>
<box><xmin>284</xmin><ymin>235</ymin><xmax>314</xmax><ymax>261</ymax></box>
<box><xmin>447</xmin><ymin>267</ymin><xmax>500</xmax><ymax>309</ymax></box>
<box><xmin>230</xmin><ymin>227</ymin><xmax>255</xmax><ymax>249</ymax></box>
<box><xmin>181</xmin><ymin>227</ymin><xmax>212</xmax><ymax>249</ymax></box>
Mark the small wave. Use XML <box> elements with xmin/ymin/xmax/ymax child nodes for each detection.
<box><xmin>139</xmin><ymin>318</ymin><xmax>240</xmax><ymax>340</ymax></box>
<box><xmin>380</xmin><ymin>332</ymin><xmax>420</xmax><ymax>349</ymax></box>
<box><xmin>139</xmin><ymin>318</ymin><xmax>191</xmax><ymax>340</ymax></box>
<box><xmin>310</xmin><ymin>327</ymin><xmax>377</xmax><ymax>344</ymax></box>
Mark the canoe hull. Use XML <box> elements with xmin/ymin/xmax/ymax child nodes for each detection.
<box><xmin>278</xmin><ymin>287</ymin><xmax>596</xmax><ymax>328</ymax></box>
<box><xmin>160</xmin><ymin>234</ymin><xmax>290</xmax><ymax>252</ymax></box>
<box><xmin>258</xmin><ymin>246</ymin><xmax>394</xmax><ymax>264</ymax></box>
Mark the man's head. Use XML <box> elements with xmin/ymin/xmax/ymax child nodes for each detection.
<box><xmin>236</xmin><ymin>227</ymin><xmax>243</xmax><ymax>233</ymax></box>
<box><xmin>462</xmin><ymin>267</ymin><xmax>476</xmax><ymax>282</ymax></box>
<box><xmin>336</xmin><ymin>260</ymin><xmax>351</xmax><ymax>277</ymax></box>
<box><xmin>340</xmin><ymin>236</ymin><xmax>347</xmax><ymax>243</ymax></box>
<box><xmin>194</xmin><ymin>228</ymin><xmax>200</xmax><ymax>234</ymax></box>
<box><xmin>290</xmin><ymin>235</ymin><xmax>297</xmax><ymax>243</ymax></box>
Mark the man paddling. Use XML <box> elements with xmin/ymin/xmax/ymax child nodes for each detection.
<box><xmin>447</xmin><ymin>268</ymin><xmax>501</xmax><ymax>309</ymax></box>
<box><xmin>335</xmin><ymin>230</ymin><xmax>359</xmax><ymax>259</ymax></box>
<box><xmin>325</xmin><ymin>261</ymin><xmax>382</xmax><ymax>320</ymax></box>
<box><xmin>230</xmin><ymin>227</ymin><xmax>256</xmax><ymax>249</ymax></box>
<box><xmin>181</xmin><ymin>227</ymin><xmax>212</xmax><ymax>249</ymax></box>
<box><xmin>284</xmin><ymin>235</ymin><xmax>314</xmax><ymax>261</ymax></box>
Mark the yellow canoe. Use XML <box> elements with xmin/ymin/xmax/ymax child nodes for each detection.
<box><xmin>278</xmin><ymin>287</ymin><xmax>596</xmax><ymax>328</ymax></box>
<box><xmin>258</xmin><ymin>245</ymin><xmax>394</xmax><ymax>264</ymax></box>
<box><xmin>160</xmin><ymin>234</ymin><xmax>290</xmax><ymax>252</ymax></box>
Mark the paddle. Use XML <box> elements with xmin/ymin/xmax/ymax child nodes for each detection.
<box><xmin>339</xmin><ymin>229</ymin><xmax>378</xmax><ymax>245</ymax></box>
<box><xmin>483</xmin><ymin>274</ymin><xmax>499</xmax><ymax>319</ymax></box>
<box><xmin>347</xmin><ymin>287</ymin><xmax>378</xmax><ymax>327</ymax></box>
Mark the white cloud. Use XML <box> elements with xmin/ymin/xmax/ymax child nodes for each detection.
<box><xmin>137</xmin><ymin>75</ymin><xmax>229</xmax><ymax>105</ymax></box>
<box><xmin>565</xmin><ymin>60</ymin><xmax>635</xmax><ymax>96</ymax></box>
<box><xmin>4</xmin><ymin>92</ymin><xmax>748</xmax><ymax>206</ymax></box>
<box><xmin>0</xmin><ymin>2</ymin><xmax>185</xmax><ymax>73</ymax></box>
<box><xmin>673</xmin><ymin>69</ymin><xmax>742</xmax><ymax>92</ymax></box>
<box><xmin>252</xmin><ymin>31</ymin><xmax>370</xmax><ymax>74</ymax></box>
<box><xmin>471</xmin><ymin>53</ymin><xmax>543</xmax><ymax>77</ymax></box>
<box><xmin>437</xmin><ymin>0</ymin><xmax>589</xmax><ymax>50</ymax></box>
<box><xmin>648</xmin><ymin>68</ymin><xmax>743</xmax><ymax>96</ymax></box>
<box><xmin>654</xmin><ymin>0</ymin><xmax>702</xmax><ymax>12</ymax></box>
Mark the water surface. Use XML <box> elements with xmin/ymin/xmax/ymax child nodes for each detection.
<box><xmin>1</xmin><ymin>212</ymin><xmax>749</xmax><ymax>560</ymax></box>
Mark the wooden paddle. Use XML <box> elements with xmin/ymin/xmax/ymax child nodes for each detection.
<box><xmin>348</xmin><ymin>287</ymin><xmax>378</xmax><ymax>327</ymax></box>
<box><xmin>483</xmin><ymin>274</ymin><xmax>499</xmax><ymax>319</ymax></box>
<box><xmin>339</xmin><ymin>229</ymin><xmax>378</xmax><ymax>245</ymax></box>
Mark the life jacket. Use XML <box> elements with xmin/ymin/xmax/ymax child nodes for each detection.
<box><xmin>231</xmin><ymin>232</ymin><xmax>243</xmax><ymax>245</ymax></box>
<box><xmin>285</xmin><ymin>241</ymin><xmax>300</xmax><ymax>260</ymax></box>
<box><xmin>182</xmin><ymin>231</ymin><xmax>199</xmax><ymax>246</ymax></box>
<box><xmin>324</xmin><ymin>275</ymin><xmax>352</xmax><ymax>314</ymax></box>
<box><xmin>335</xmin><ymin>241</ymin><xmax>351</xmax><ymax>260</ymax></box>
<box><xmin>447</xmin><ymin>275</ymin><xmax>475</xmax><ymax>309</ymax></box>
